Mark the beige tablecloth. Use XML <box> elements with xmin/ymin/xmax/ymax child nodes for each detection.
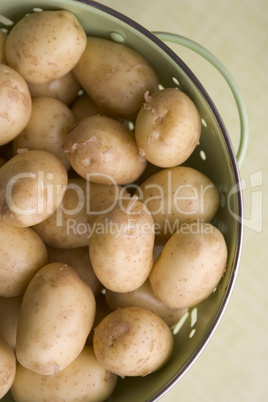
<box><xmin>98</xmin><ymin>1</ymin><xmax>267</xmax><ymax>401</ymax></box>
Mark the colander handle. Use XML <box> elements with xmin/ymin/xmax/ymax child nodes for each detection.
<box><xmin>153</xmin><ymin>32</ymin><xmax>249</xmax><ymax>168</ymax></box>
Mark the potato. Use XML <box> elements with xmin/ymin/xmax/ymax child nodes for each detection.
<box><xmin>0</xmin><ymin>296</ymin><xmax>22</xmax><ymax>350</ymax></box>
<box><xmin>16</xmin><ymin>262</ymin><xmax>96</xmax><ymax>376</ymax></box>
<box><xmin>0</xmin><ymin>31</ymin><xmax>7</xmax><ymax>64</ymax></box>
<box><xmin>27</xmin><ymin>72</ymin><xmax>81</xmax><ymax>105</ymax></box>
<box><xmin>13</xmin><ymin>97</ymin><xmax>76</xmax><ymax>170</ymax></box>
<box><xmin>11</xmin><ymin>345</ymin><xmax>117</xmax><ymax>402</ymax></box>
<box><xmin>137</xmin><ymin>166</ymin><xmax>219</xmax><ymax>243</ymax></box>
<box><xmin>0</xmin><ymin>221</ymin><xmax>48</xmax><ymax>297</ymax></box>
<box><xmin>88</xmin><ymin>180</ymin><xmax>128</xmax><ymax>214</ymax></box>
<box><xmin>105</xmin><ymin>280</ymin><xmax>187</xmax><ymax>327</ymax></box>
<box><xmin>93</xmin><ymin>307</ymin><xmax>174</xmax><ymax>377</ymax></box>
<box><xmin>0</xmin><ymin>335</ymin><xmax>16</xmax><ymax>399</ymax></box>
<box><xmin>149</xmin><ymin>222</ymin><xmax>228</xmax><ymax>309</ymax></box>
<box><xmin>47</xmin><ymin>246</ymin><xmax>102</xmax><ymax>296</ymax></box>
<box><xmin>73</xmin><ymin>37</ymin><xmax>159</xmax><ymax>119</ymax></box>
<box><xmin>64</xmin><ymin>114</ymin><xmax>147</xmax><ymax>184</ymax></box>
<box><xmin>135</xmin><ymin>88</ymin><xmax>201</xmax><ymax>167</ymax></box>
<box><xmin>71</xmin><ymin>93</ymin><xmax>105</xmax><ymax>121</ymax></box>
<box><xmin>0</xmin><ymin>150</ymin><xmax>68</xmax><ymax>227</ymax></box>
<box><xmin>33</xmin><ymin>178</ymin><xmax>126</xmax><ymax>248</ymax></box>
<box><xmin>89</xmin><ymin>197</ymin><xmax>155</xmax><ymax>292</ymax></box>
<box><xmin>0</xmin><ymin>64</ymin><xmax>32</xmax><ymax>146</ymax></box>
<box><xmin>5</xmin><ymin>10</ymin><xmax>87</xmax><ymax>84</ymax></box>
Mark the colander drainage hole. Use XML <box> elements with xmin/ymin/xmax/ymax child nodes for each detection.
<box><xmin>199</xmin><ymin>150</ymin><xmax>207</xmax><ymax>161</ymax></box>
<box><xmin>0</xmin><ymin>15</ymin><xmax>14</xmax><ymax>27</ymax></box>
<box><xmin>189</xmin><ymin>329</ymin><xmax>196</xmax><ymax>338</ymax></box>
<box><xmin>128</xmin><ymin>121</ymin><xmax>135</xmax><ymax>131</ymax></box>
<box><xmin>189</xmin><ymin>307</ymin><xmax>198</xmax><ymax>338</ymax></box>
<box><xmin>201</xmin><ymin>118</ymin><xmax>207</xmax><ymax>127</ymax></box>
<box><xmin>172</xmin><ymin>76</ymin><xmax>180</xmax><ymax>86</ymax></box>
<box><xmin>191</xmin><ymin>307</ymin><xmax>198</xmax><ymax>327</ymax></box>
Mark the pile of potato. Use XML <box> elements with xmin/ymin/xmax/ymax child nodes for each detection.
<box><xmin>0</xmin><ymin>9</ymin><xmax>228</xmax><ymax>402</ymax></box>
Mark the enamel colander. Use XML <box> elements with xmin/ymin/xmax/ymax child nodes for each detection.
<box><xmin>0</xmin><ymin>0</ymin><xmax>248</xmax><ymax>401</ymax></box>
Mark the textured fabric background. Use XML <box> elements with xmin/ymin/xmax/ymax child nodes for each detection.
<box><xmin>96</xmin><ymin>1</ymin><xmax>268</xmax><ymax>401</ymax></box>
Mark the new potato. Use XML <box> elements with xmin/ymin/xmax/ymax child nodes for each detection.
<box><xmin>27</xmin><ymin>72</ymin><xmax>81</xmax><ymax>105</ymax></box>
<box><xmin>89</xmin><ymin>197</ymin><xmax>155</xmax><ymax>292</ymax></box>
<box><xmin>11</xmin><ymin>346</ymin><xmax>117</xmax><ymax>402</ymax></box>
<box><xmin>135</xmin><ymin>88</ymin><xmax>201</xmax><ymax>167</ymax></box>
<box><xmin>0</xmin><ymin>150</ymin><xmax>68</xmax><ymax>227</ymax></box>
<box><xmin>137</xmin><ymin>166</ymin><xmax>219</xmax><ymax>243</ymax></box>
<box><xmin>13</xmin><ymin>97</ymin><xmax>76</xmax><ymax>170</ymax></box>
<box><xmin>5</xmin><ymin>10</ymin><xmax>87</xmax><ymax>84</ymax></box>
<box><xmin>73</xmin><ymin>37</ymin><xmax>159</xmax><ymax>119</ymax></box>
<box><xmin>0</xmin><ymin>221</ymin><xmax>48</xmax><ymax>297</ymax></box>
<box><xmin>149</xmin><ymin>222</ymin><xmax>228</xmax><ymax>309</ymax></box>
<box><xmin>64</xmin><ymin>114</ymin><xmax>147</xmax><ymax>185</ymax></box>
<box><xmin>93</xmin><ymin>307</ymin><xmax>174</xmax><ymax>377</ymax></box>
<box><xmin>0</xmin><ymin>64</ymin><xmax>32</xmax><ymax>146</ymax></box>
<box><xmin>16</xmin><ymin>262</ymin><xmax>96</xmax><ymax>376</ymax></box>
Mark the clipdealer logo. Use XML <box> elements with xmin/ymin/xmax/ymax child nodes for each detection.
<box><xmin>2</xmin><ymin>170</ymin><xmax>263</xmax><ymax>234</ymax></box>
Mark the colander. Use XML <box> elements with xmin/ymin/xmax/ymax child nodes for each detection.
<box><xmin>0</xmin><ymin>0</ymin><xmax>248</xmax><ymax>401</ymax></box>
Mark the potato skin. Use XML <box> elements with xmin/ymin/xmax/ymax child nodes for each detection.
<box><xmin>0</xmin><ymin>221</ymin><xmax>48</xmax><ymax>297</ymax></box>
<box><xmin>137</xmin><ymin>166</ymin><xmax>219</xmax><ymax>243</ymax></box>
<box><xmin>64</xmin><ymin>114</ymin><xmax>147</xmax><ymax>185</ymax></box>
<box><xmin>0</xmin><ymin>150</ymin><xmax>68</xmax><ymax>227</ymax></box>
<box><xmin>105</xmin><ymin>280</ymin><xmax>187</xmax><ymax>327</ymax></box>
<box><xmin>0</xmin><ymin>64</ymin><xmax>32</xmax><ymax>146</ymax></box>
<box><xmin>89</xmin><ymin>198</ymin><xmax>155</xmax><ymax>292</ymax></box>
<box><xmin>11</xmin><ymin>346</ymin><xmax>117</xmax><ymax>402</ymax></box>
<box><xmin>93</xmin><ymin>307</ymin><xmax>174</xmax><ymax>377</ymax></box>
<box><xmin>0</xmin><ymin>335</ymin><xmax>16</xmax><ymax>399</ymax></box>
<box><xmin>16</xmin><ymin>262</ymin><xmax>96</xmax><ymax>376</ymax></box>
<box><xmin>135</xmin><ymin>88</ymin><xmax>201</xmax><ymax>167</ymax></box>
<box><xmin>73</xmin><ymin>37</ymin><xmax>159</xmax><ymax>119</ymax></box>
<box><xmin>13</xmin><ymin>97</ymin><xmax>75</xmax><ymax>170</ymax></box>
<box><xmin>5</xmin><ymin>10</ymin><xmax>87</xmax><ymax>84</ymax></box>
<box><xmin>149</xmin><ymin>223</ymin><xmax>228</xmax><ymax>309</ymax></box>
<box><xmin>71</xmin><ymin>93</ymin><xmax>104</xmax><ymax>121</ymax></box>
<box><xmin>27</xmin><ymin>72</ymin><xmax>81</xmax><ymax>105</ymax></box>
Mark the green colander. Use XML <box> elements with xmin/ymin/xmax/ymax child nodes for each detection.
<box><xmin>0</xmin><ymin>0</ymin><xmax>248</xmax><ymax>401</ymax></box>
